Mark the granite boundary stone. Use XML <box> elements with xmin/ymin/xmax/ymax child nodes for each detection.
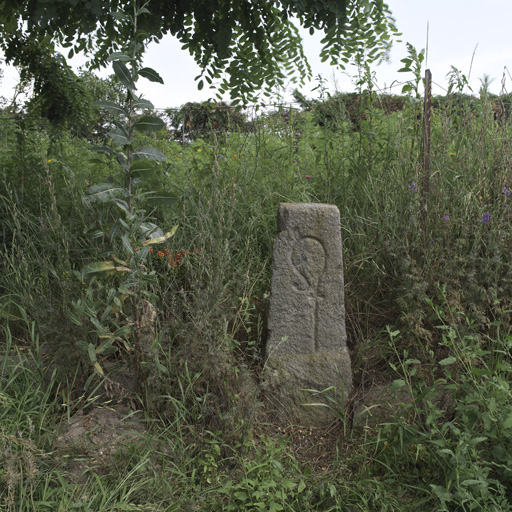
<box><xmin>265</xmin><ymin>203</ymin><xmax>352</xmax><ymax>426</ymax></box>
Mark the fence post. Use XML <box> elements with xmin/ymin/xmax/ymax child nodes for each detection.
<box><xmin>422</xmin><ymin>69</ymin><xmax>432</xmax><ymax>236</ymax></box>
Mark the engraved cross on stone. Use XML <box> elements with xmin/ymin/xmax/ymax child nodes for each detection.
<box><xmin>291</xmin><ymin>236</ymin><xmax>326</xmax><ymax>352</ymax></box>
<box><xmin>265</xmin><ymin>203</ymin><xmax>353</xmax><ymax>426</ymax></box>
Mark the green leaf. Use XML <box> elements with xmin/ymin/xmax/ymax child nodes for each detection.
<box><xmin>113</xmin><ymin>325</ymin><xmax>131</xmax><ymax>338</ymax></box>
<box><xmin>113</xmin><ymin>60</ymin><xmax>135</xmax><ymax>90</ymax></box>
<box><xmin>134</xmin><ymin>97</ymin><xmax>154</xmax><ymax>110</ymax></box>
<box><xmin>198</xmin><ymin>79</ymin><xmax>204</xmax><ymax>90</ymax></box>
<box><xmin>82</xmin><ymin>261</ymin><xmax>116</xmax><ymax>279</ymax></box>
<box><xmin>133</xmin><ymin>147</ymin><xmax>167</xmax><ymax>162</ymax></box>
<box><xmin>439</xmin><ymin>356</ymin><xmax>457</xmax><ymax>366</ymax></box>
<box><xmin>82</xmin><ymin>260</ymin><xmax>126</xmax><ymax>278</ymax></box>
<box><xmin>468</xmin><ymin>437</ymin><xmax>488</xmax><ymax>446</ymax></box>
<box><xmin>111</xmin><ymin>121</ymin><xmax>129</xmax><ymax>137</ymax></box>
<box><xmin>96</xmin><ymin>338</ymin><xmax>117</xmax><ymax>355</ymax></box>
<box><xmin>502</xmin><ymin>412</ymin><xmax>512</xmax><ymax>429</ymax></box>
<box><xmin>128</xmin><ymin>41</ymin><xmax>143</xmax><ymax>56</ymax></box>
<box><xmin>112</xmin><ymin>255</ymin><xmax>128</xmax><ymax>267</ymax></box>
<box><xmin>85</xmin><ymin>229</ymin><xmax>105</xmax><ymax>240</ymax></box>
<box><xmin>281</xmin><ymin>479</ymin><xmax>297</xmax><ymax>489</ymax></box>
<box><xmin>431</xmin><ymin>485</ymin><xmax>451</xmax><ymax>503</ymax></box>
<box><xmin>145</xmin><ymin>192</ymin><xmax>178</xmax><ymax>207</ymax></box>
<box><xmin>138</xmin><ymin>67</ymin><xmax>164</xmax><ymax>84</ymax></box>
<box><xmin>272</xmin><ymin>459</ymin><xmax>284</xmax><ymax>472</ymax></box>
<box><xmin>116</xmin><ymin>152</ymin><xmax>128</xmax><ymax>169</ymax></box>
<box><xmin>471</xmin><ymin>368</ymin><xmax>491</xmax><ymax>377</ymax></box>
<box><xmin>92</xmin><ymin>100</ymin><xmax>128</xmax><ymax>116</ymax></box>
<box><xmin>87</xmin><ymin>343</ymin><xmax>97</xmax><ymax>363</ymax></box>
<box><xmin>130</xmin><ymin>159</ymin><xmax>157</xmax><ymax>179</ymax></box>
<box><xmin>84</xmin><ymin>183</ymin><xmax>125</xmax><ymax>203</ymax></box>
<box><xmin>67</xmin><ymin>310</ymin><xmax>83</xmax><ymax>326</ymax></box>
<box><xmin>134</xmin><ymin>115</ymin><xmax>165</xmax><ymax>132</ymax></box>
<box><xmin>108</xmin><ymin>129</ymin><xmax>130</xmax><ymax>146</ymax></box>
<box><xmin>91</xmin><ymin>145</ymin><xmax>115</xmax><ymax>155</ymax></box>
<box><xmin>154</xmin><ymin>353</ymin><xmax>168</xmax><ymax>374</ymax></box>
<box><xmin>390</xmin><ymin>379</ymin><xmax>406</xmax><ymax>393</ymax></box>
<box><xmin>461</xmin><ymin>479</ymin><xmax>485</xmax><ymax>487</ymax></box>
<box><xmin>142</xmin><ymin>272</ymin><xmax>158</xmax><ymax>286</ymax></box>
<box><xmin>121</xmin><ymin>233</ymin><xmax>134</xmax><ymax>255</ymax></box>
<box><xmin>135</xmin><ymin>29</ymin><xmax>149</xmax><ymax>40</ymax></box>
<box><xmin>93</xmin><ymin>362</ymin><xmax>104</xmax><ymax>376</ymax></box>
<box><xmin>111</xmin><ymin>12</ymin><xmax>130</xmax><ymax>21</ymax></box>
<box><xmin>107</xmin><ymin>52</ymin><xmax>132</xmax><ymax>62</ymax></box>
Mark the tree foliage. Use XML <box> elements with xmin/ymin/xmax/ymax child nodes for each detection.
<box><xmin>24</xmin><ymin>50</ymin><xmax>91</xmax><ymax>129</ymax></box>
<box><xmin>165</xmin><ymin>101</ymin><xmax>248</xmax><ymax>141</ymax></box>
<box><xmin>1</xmin><ymin>0</ymin><xmax>398</xmax><ymax>102</ymax></box>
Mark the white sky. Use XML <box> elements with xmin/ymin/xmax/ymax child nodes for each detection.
<box><xmin>1</xmin><ymin>0</ymin><xmax>512</xmax><ymax>109</ymax></box>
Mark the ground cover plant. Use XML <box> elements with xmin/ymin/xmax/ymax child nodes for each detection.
<box><xmin>2</xmin><ymin>5</ymin><xmax>512</xmax><ymax>510</ymax></box>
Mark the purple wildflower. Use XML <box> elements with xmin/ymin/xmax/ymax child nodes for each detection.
<box><xmin>503</xmin><ymin>186</ymin><xmax>511</xmax><ymax>197</ymax></box>
<box><xmin>443</xmin><ymin>214</ymin><xmax>450</xmax><ymax>222</ymax></box>
<box><xmin>408</xmin><ymin>181</ymin><xmax>417</xmax><ymax>192</ymax></box>
<box><xmin>482</xmin><ymin>212</ymin><xmax>490</xmax><ymax>224</ymax></box>
<box><xmin>305</xmin><ymin>175</ymin><xmax>312</xmax><ymax>179</ymax></box>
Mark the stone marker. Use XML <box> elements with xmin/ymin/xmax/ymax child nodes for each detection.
<box><xmin>264</xmin><ymin>203</ymin><xmax>352</xmax><ymax>426</ymax></box>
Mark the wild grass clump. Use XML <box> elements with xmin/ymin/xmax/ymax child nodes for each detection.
<box><xmin>0</xmin><ymin>318</ymin><xmax>59</xmax><ymax>511</ymax></box>
<box><xmin>352</xmin><ymin>292</ymin><xmax>512</xmax><ymax>510</ymax></box>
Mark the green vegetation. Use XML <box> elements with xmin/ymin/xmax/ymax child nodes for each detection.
<box><xmin>2</xmin><ymin>3</ymin><xmax>512</xmax><ymax>510</ymax></box>
<box><xmin>3</xmin><ymin>66</ymin><xmax>512</xmax><ymax>509</ymax></box>
<box><xmin>0</xmin><ymin>0</ymin><xmax>398</xmax><ymax>103</ymax></box>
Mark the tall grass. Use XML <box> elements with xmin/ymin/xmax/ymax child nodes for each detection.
<box><xmin>2</xmin><ymin>77</ymin><xmax>512</xmax><ymax>509</ymax></box>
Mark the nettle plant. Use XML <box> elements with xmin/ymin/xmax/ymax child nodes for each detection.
<box><xmin>69</xmin><ymin>4</ymin><xmax>176</xmax><ymax>390</ymax></box>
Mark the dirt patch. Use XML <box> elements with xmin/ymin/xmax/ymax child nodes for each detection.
<box><xmin>54</xmin><ymin>405</ymin><xmax>147</xmax><ymax>484</ymax></box>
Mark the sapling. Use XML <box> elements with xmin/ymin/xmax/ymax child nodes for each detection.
<box><xmin>68</xmin><ymin>3</ymin><xmax>176</xmax><ymax>391</ymax></box>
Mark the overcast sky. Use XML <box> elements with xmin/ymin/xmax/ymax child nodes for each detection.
<box><xmin>1</xmin><ymin>0</ymin><xmax>512</xmax><ymax>109</ymax></box>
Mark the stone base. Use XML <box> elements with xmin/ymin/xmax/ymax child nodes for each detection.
<box><xmin>263</xmin><ymin>351</ymin><xmax>352</xmax><ymax>426</ymax></box>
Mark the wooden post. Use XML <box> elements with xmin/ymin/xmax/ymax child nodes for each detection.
<box><xmin>182</xmin><ymin>112</ymin><xmax>186</xmax><ymax>147</ymax></box>
<box><xmin>422</xmin><ymin>69</ymin><xmax>432</xmax><ymax>236</ymax></box>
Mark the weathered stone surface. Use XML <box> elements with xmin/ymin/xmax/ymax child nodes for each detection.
<box><xmin>265</xmin><ymin>203</ymin><xmax>352</xmax><ymax>426</ymax></box>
